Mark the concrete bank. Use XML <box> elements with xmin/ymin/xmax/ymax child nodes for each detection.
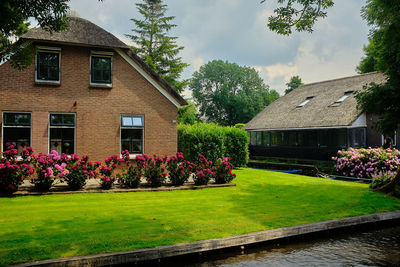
<box><xmin>16</xmin><ymin>210</ymin><xmax>400</xmax><ymax>267</ymax></box>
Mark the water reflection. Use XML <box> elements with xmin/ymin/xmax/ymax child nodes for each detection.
<box><xmin>183</xmin><ymin>226</ymin><xmax>400</xmax><ymax>267</ymax></box>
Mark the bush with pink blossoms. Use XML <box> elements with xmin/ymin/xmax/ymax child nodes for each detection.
<box><xmin>99</xmin><ymin>155</ymin><xmax>122</xmax><ymax>189</ymax></box>
<box><xmin>117</xmin><ymin>150</ymin><xmax>142</xmax><ymax>188</ymax></box>
<box><xmin>166</xmin><ymin>152</ymin><xmax>195</xmax><ymax>186</ymax></box>
<box><xmin>214</xmin><ymin>157</ymin><xmax>236</xmax><ymax>184</ymax></box>
<box><xmin>193</xmin><ymin>154</ymin><xmax>215</xmax><ymax>185</ymax></box>
<box><xmin>31</xmin><ymin>150</ymin><xmax>69</xmax><ymax>191</ymax></box>
<box><xmin>0</xmin><ymin>144</ymin><xmax>34</xmax><ymax>193</ymax></box>
<box><xmin>62</xmin><ymin>154</ymin><xmax>100</xmax><ymax>190</ymax></box>
<box><xmin>332</xmin><ymin>147</ymin><xmax>400</xmax><ymax>178</ymax></box>
<box><xmin>137</xmin><ymin>154</ymin><xmax>168</xmax><ymax>187</ymax></box>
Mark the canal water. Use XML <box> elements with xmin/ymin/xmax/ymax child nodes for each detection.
<box><xmin>148</xmin><ymin>225</ymin><xmax>400</xmax><ymax>267</ymax></box>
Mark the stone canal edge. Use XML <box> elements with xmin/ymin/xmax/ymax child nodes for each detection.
<box><xmin>15</xmin><ymin>210</ymin><xmax>400</xmax><ymax>267</ymax></box>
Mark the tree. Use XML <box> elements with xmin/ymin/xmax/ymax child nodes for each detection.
<box><xmin>356</xmin><ymin>38</ymin><xmax>380</xmax><ymax>74</ymax></box>
<box><xmin>126</xmin><ymin>0</ymin><xmax>188</xmax><ymax>92</ymax></box>
<box><xmin>261</xmin><ymin>0</ymin><xmax>334</xmax><ymax>35</ymax></box>
<box><xmin>285</xmin><ymin>75</ymin><xmax>303</xmax><ymax>94</ymax></box>
<box><xmin>1</xmin><ymin>0</ymin><xmax>70</xmax><ymax>70</ymax></box>
<box><xmin>190</xmin><ymin>60</ymin><xmax>280</xmax><ymax>126</ymax></box>
<box><xmin>178</xmin><ymin>100</ymin><xmax>201</xmax><ymax>125</ymax></box>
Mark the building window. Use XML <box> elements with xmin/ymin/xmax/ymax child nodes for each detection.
<box><xmin>2</xmin><ymin>112</ymin><xmax>31</xmax><ymax>154</ymax></box>
<box><xmin>90</xmin><ymin>54</ymin><xmax>112</xmax><ymax>85</ymax></box>
<box><xmin>49</xmin><ymin>113</ymin><xmax>75</xmax><ymax>155</ymax></box>
<box><xmin>330</xmin><ymin>91</ymin><xmax>353</xmax><ymax>107</ymax></box>
<box><xmin>36</xmin><ymin>49</ymin><xmax>61</xmax><ymax>83</ymax></box>
<box><xmin>121</xmin><ymin>115</ymin><xmax>144</xmax><ymax>154</ymax></box>
<box><xmin>297</xmin><ymin>96</ymin><xmax>314</xmax><ymax>108</ymax></box>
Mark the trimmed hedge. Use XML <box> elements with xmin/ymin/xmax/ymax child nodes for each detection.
<box><xmin>178</xmin><ymin>123</ymin><xmax>249</xmax><ymax>167</ymax></box>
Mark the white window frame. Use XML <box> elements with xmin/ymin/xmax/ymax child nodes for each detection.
<box><xmin>90</xmin><ymin>51</ymin><xmax>113</xmax><ymax>88</ymax></box>
<box><xmin>1</xmin><ymin>111</ymin><xmax>32</xmax><ymax>154</ymax></box>
<box><xmin>330</xmin><ymin>91</ymin><xmax>353</xmax><ymax>107</ymax></box>
<box><xmin>297</xmin><ymin>96</ymin><xmax>314</xmax><ymax>108</ymax></box>
<box><xmin>48</xmin><ymin>113</ymin><xmax>76</xmax><ymax>155</ymax></box>
<box><xmin>120</xmin><ymin>114</ymin><xmax>144</xmax><ymax>159</ymax></box>
<box><xmin>35</xmin><ymin>46</ymin><xmax>61</xmax><ymax>84</ymax></box>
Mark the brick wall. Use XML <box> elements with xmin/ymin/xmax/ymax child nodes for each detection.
<box><xmin>0</xmin><ymin>43</ymin><xmax>179</xmax><ymax>161</ymax></box>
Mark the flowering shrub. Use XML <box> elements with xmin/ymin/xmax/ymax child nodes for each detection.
<box><xmin>117</xmin><ymin>150</ymin><xmax>142</xmax><ymax>188</ymax></box>
<box><xmin>63</xmin><ymin>154</ymin><xmax>100</xmax><ymax>190</ymax></box>
<box><xmin>332</xmin><ymin>148</ymin><xmax>400</xmax><ymax>178</ymax></box>
<box><xmin>99</xmin><ymin>155</ymin><xmax>121</xmax><ymax>189</ymax></box>
<box><xmin>193</xmin><ymin>154</ymin><xmax>215</xmax><ymax>185</ymax></box>
<box><xmin>31</xmin><ymin>150</ymin><xmax>69</xmax><ymax>191</ymax></box>
<box><xmin>0</xmin><ymin>145</ymin><xmax>34</xmax><ymax>193</ymax></box>
<box><xmin>166</xmin><ymin>152</ymin><xmax>195</xmax><ymax>186</ymax></box>
<box><xmin>214</xmin><ymin>157</ymin><xmax>236</xmax><ymax>184</ymax></box>
<box><xmin>137</xmin><ymin>154</ymin><xmax>168</xmax><ymax>187</ymax></box>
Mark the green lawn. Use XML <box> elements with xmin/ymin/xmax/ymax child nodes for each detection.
<box><xmin>1</xmin><ymin>168</ymin><xmax>400</xmax><ymax>266</ymax></box>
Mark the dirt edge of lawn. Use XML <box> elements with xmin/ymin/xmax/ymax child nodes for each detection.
<box><xmin>14</xmin><ymin>210</ymin><xmax>400</xmax><ymax>267</ymax></box>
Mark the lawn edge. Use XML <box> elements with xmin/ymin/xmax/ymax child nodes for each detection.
<box><xmin>14</xmin><ymin>210</ymin><xmax>400</xmax><ymax>267</ymax></box>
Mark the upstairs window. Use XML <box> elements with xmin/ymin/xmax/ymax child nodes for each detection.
<box><xmin>297</xmin><ymin>96</ymin><xmax>314</xmax><ymax>108</ymax></box>
<box><xmin>121</xmin><ymin>115</ymin><xmax>144</xmax><ymax>154</ymax></box>
<box><xmin>49</xmin><ymin>113</ymin><xmax>75</xmax><ymax>155</ymax></box>
<box><xmin>90</xmin><ymin>52</ymin><xmax>113</xmax><ymax>86</ymax></box>
<box><xmin>36</xmin><ymin>48</ymin><xmax>61</xmax><ymax>83</ymax></box>
<box><xmin>330</xmin><ymin>91</ymin><xmax>353</xmax><ymax>107</ymax></box>
<box><xmin>2</xmin><ymin>112</ymin><xmax>31</xmax><ymax>154</ymax></box>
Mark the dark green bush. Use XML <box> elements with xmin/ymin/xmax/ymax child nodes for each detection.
<box><xmin>178</xmin><ymin>123</ymin><xmax>249</xmax><ymax>167</ymax></box>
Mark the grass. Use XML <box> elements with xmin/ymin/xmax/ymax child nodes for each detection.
<box><xmin>1</xmin><ymin>168</ymin><xmax>400</xmax><ymax>265</ymax></box>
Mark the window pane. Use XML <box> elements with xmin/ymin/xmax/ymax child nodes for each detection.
<box><xmin>3</xmin><ymin>113</ymin><xmax>31</xmax><ymax>126</ymax></box>
<box><xmin>37</xmin><ymin>52</ymin><xmax>59</xmax><ymax>81</ymax></box>
<box><xmin>262</xmin><ymin>132</ymin><xmax>270</xmax><ymax>146</ymax></box>
<box><xmin>91</xmin><ymin>56</ymin><xmax>111</xmax><ymax>83</ymax></box>
<box><xmin>3</xmin><ymin>127</ymin><xmax>31</xmax><ymax>154</ymax></box>
<box><xmin>122</xmin><ymin>117</ymin><xmax>133</xmax><ymax>127</ymax></box>
<box><xmin>121</xmin><ymin>129</ymin><xmax>143</xmax><ymax>154</ymax></box>
<box><xmin>121</xmin><ymin>115</ymin><xmax>143</xmax><ymax>127</ymax></box>
<box><xmin>132</xmin><ymin>117</ymin><xmax>143</xmax><ymax>126</ymax></box>
<box><xmin>50</xmin><ymin>128</ymin><xmax>74</xmax><ymax>154</ymax></box>
<box><xmin>50</xmin><ymin>114</ymin><xmax>75</xmax><ymax>126</ymax></box>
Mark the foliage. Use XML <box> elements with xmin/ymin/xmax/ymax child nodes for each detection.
<box><xmin>99</xmin><ymin>155</ymin><xmax>121</xmax><ymax>190</ymax></box>
<box><xmin>117</xmin><ymin>150</ymin><xmax>142</xmax><ymax>188</ymax></box>
<box><xmin>261</xmin><ymin>0</ymin><xmax>334</xmax><ymax>35</ymax></box>
<box><xmin>214</xmin><ymin>157</ymin><xmax>236</xmax><ymax>184</ymax></box>
<box><xmin>190</xmin><ymin>60</ymin><xmax>279</xmax><ymax>126</ymax></box>
<box><xmin>356</xmin><ymin>38</ymin><xmax>380</xmax><ymax>74</ymax></box>
<box><xmin>178</xmin><ymin>123</ymin><xmax>249</xmax><ymax>167</ymax></box>
<box><xmin>0</xmin><ymin>144</ymin><xmax>34</xmax><ymax>193</ymax></box>
<box><xmin>137</xmin><ymin>154</ymin><xmax>168</xmax><ymax>187</ymax></box>
<box><xmin>354</xmin><ymin>0</ymin><xmax>400</xmax><ymax>135</ymax></box>
<box><xmin>193</xmin><ymin>154</ymin><xmax>215</xmax><ymax>185</ymax></box>
<box><xmin>178</xmin><ymin>100</ymin><xmax>201</xmax><ymax>125</ymax></box>
<box><xmin>0</xmin><ymin>0</ymin><xmax>69</xmax><ymax>69</ymax></box>
<box><xmin>63</xmin><ymin>154</ymin><xmax>100</xmax><ymax>190</ymax></box>
<box><xmin>31</xmin><ymin>150</ymin><xmax>69</xmax><ymax>191</ymax></box>
<box><xmin>126</xmin><ymin>0</ymin><xmax>188</xmax><ymax>92</ymax></box>
<box><xmin>166</xmin><ymin>152</ymin><xmax>195</xmax><ymax>186</ymax></box>
<box><xmin>332</xmin><ymin>148</ymin><xmax>400</xmax><ymax>178</ymax></box>
<box><xmin>370</xmin><ymin>173</ymin><xmax>394</xmax><ymax>190</ymax></box>
<box><xmin>285</xmin><ymin>75</ymin><xmax>303</xmax><ymax>94</ymax></box>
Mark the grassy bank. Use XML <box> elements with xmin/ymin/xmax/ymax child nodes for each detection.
<box><xmin>1</xmin><ymin>168</ymin><xmax>399</xmax><ymax>265</ymax></box>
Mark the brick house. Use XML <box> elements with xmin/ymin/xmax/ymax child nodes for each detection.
<box><xmin>0</xmin><ymin>16</ymin><xmax>187</xmax><ymax>161</ymax></box>
<box><xmin>245</xmin><ymin>72</ymin><xmax>399</xmax><ymax>160</ymax></box>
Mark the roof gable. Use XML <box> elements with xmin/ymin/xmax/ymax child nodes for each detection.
<box><xmin>245</xmin><ymin>72</ymin><xmax>386</xmax><ymax>130</ymax></box>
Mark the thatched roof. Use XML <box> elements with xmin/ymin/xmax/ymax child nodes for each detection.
<box><xmin>22</xmin><ymin>16</ymin><xmax>129</xmax><ymax>49</ymax></box>
<box><xmin>245</xmin><ymin>72</ymin><xmax>386</xmax><ymax>130</ymax></box>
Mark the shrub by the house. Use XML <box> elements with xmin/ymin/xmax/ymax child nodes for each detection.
<box><xmin>333</xmin><ymin>147</ymin><xmax>400</xmax><ymax>178</ymax></box>
<box><xmin>178</xmin><ymin>123</ymin><xmax>249</xmax><ymax>167</ymax></box>
<box><xmin>99</xmin><ymin>155</ymin><xmax>121</xmax><ymax>189</ymax></box>
<box><xmin>117</xmin><ymin>150</ymin><xmax>142</xmax><ymax>188</ymax></box>
<box><xmin>166</xmin><ymin>152</ymin><xmax>195</xmax><ymax>186</ymax></box>
<box><xmin>214</xmin><ymin>157</ymin><xmax>236</xmax><ymax>184</ymax></box>
<box><xmin>137</xmin><ymin>154</ymin><xmax>168</xmax><ymax>187</ymax></box>
<box><xmin>0</xmin><ymin>145</ymin><xmax>34</xmax><ymax>193</ymax></box>
<box><xmin>193</xmin><ymin>154</ymin><xmax>215</xmax><ymax>185</ymax></box>
<box><xmin>63</xmin><ymin>154</ymin><xmax>100</xmax><ymax>190</ymax></box>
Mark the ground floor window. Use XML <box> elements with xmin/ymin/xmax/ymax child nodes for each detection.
<box><xmin>49</xmin><ymin>113</ymin><xmax>75</xmax><ymax>154</ymax></box>
<box><xmin>2</xmin><ymin>112</ymin><xmax>31</xmax><ymax>154</ymax></box>
<box><xmin>120</xmin><ymin>115</ymin><xmax>144</xmax><ymax>154</ymax></box>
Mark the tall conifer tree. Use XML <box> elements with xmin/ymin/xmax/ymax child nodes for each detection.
<box><xmin>126</xmin><ymin>0</ymin><xmax>188</xmax><ymax>92</ymax></box>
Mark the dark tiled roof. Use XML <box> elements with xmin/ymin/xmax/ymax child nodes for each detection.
<box><xmin>22</xmin><ymin>16</ymin><xmax>129</xmax><ymax>49</ymax></box>
<box><xmin>245</xmin><ymin>72</ymin><xmax>386</xmax><ymax>130</ymax></box>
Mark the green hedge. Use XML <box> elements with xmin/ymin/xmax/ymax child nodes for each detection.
<box><xmin>178</xmin><ymin>123</ymin><xmax>249</xmax><ymax>167</ymax></box>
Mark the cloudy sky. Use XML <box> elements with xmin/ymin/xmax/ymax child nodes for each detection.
<box><xmin>68</xmin><ymin>0</ymin><xmax>369</xmax><ymax>95</ymax></box>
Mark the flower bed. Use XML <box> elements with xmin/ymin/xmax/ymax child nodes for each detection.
<box><xmin>0</xmin><ymin>147</ymin><xmax>236</xmax><ymax>193</ymax></box>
